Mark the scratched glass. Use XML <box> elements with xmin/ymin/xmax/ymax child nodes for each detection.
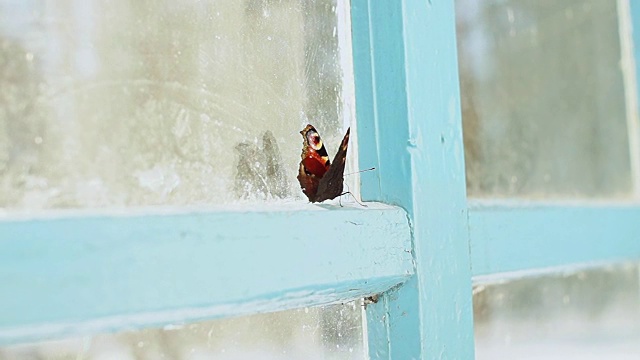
<box><xmin>0</xmin><ymin>303</ymin><xmax>365</xmax><ymax>360</ymax></box>
<box><xmin>456</xmin><ymin>0</ymin><xmax>635</xmax><ymax>198</ymax></box>
<box><xmin>473</xmin><ymin>263</ymin><xmax>640</xmax><ymax>359</ymax></box>
<box><xmin>0</xmin><ymin>0</ymin><xmax>356</xmax><ymax>210</ymax></box>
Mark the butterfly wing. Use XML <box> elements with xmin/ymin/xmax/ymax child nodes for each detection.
<box><xmin>297</xmin><ymin>124</ymin><xmax>331</xmax><ymax>202</ymax></box>
<box><xmin>313</xmin><ymin>127</ymin><xmax>350</xmax><ymax>202</ymax></box>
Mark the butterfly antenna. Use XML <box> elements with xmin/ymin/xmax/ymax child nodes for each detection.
<box><xmin>343</xmin><ymin>167</ymin><xmax>376</xmax><ymax>177</ymax></box>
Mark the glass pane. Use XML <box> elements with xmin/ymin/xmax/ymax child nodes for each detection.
<box><xmin>474</xmin><ymin>263</ymin><xmax>640</xmax><ymax>359</ymax></box>
<box><xmin>0</xmin><ymin>304</ymin><xmax>364</xmax><ymax>360</ymax></box>
<box><xmin>456</xmin><ymin>0</ymin><xmax>634</xmax><ymax>198</ymax></box>
<box><xmin>0</xmin><ymin>0</ymin><xmax>356</xmax><ymax>210</ymax></box>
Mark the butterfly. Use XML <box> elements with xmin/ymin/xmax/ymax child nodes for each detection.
<box><xmin>297</xmin><ymin>124</ymin><xmax>350</xmax><ymax>203</ymax></box>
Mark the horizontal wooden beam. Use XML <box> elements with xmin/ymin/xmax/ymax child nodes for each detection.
<box><xmin>0</xmin><ymin>203</ymin><xmax>412</xmax><ymax>345</ymax></box>
<box><xmin>469</xmin><ymin>201</ymin><xmax>640</xmax><ymax>277</ymax></box>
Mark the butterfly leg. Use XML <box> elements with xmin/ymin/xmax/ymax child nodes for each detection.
<box><xmin>338</xmin><ymin>192</ymin><xmax>367</xmax><ymax>207</ymax></box>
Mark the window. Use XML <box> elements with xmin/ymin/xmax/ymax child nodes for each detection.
<box><xmin>457</xmin><ymin>0</ymin><xmax>640</xmax><ymax>358</ymax></box>
<box><xmin>1</xmin><ymin>0</ymin><xmax>378</xmax><ymax>358</ymax></box>
<box><xmin>1</xmin><ymin>1</ymin><xmax>639</xmax><ymax>359</ymax></box>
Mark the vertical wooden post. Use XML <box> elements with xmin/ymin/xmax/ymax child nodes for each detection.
<box><xmin>352</xmin><ymin>0</ymin><xmax>475</xmax><ymax>358</ymax></box>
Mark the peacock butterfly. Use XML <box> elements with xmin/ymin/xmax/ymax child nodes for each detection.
<box><xmin>297</xmin><ymin>124</ymin><xmax>350</xmax><ymax>203</ymax></box>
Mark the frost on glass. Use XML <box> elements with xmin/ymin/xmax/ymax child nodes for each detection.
<box><xmin>456</xmin><ymin>0</ymin><xmax>633</xmax><ymax>198</ymax></box>
<box><xmin>474</xmin><ymin>264</ymin><xmax>640</xmax><ymax>359</ymax></box>
<box><xmin>0</xmin><ymin>0</ymin><xmax>353</xmax><ymax>209</ymax></box>
<box><xmin>0</xmin><ymin>303</ymin><xmax>364</xmax><ymax>360</ymax></box>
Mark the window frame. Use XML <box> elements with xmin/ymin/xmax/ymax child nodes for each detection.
<box><xmin>1</xmin><ymin>1</ymin><xmax>640</xmax><ymax>360</ymax></box>
<box><xmin>352</xmin><ymin>1</ymin><xmax>474</xmax><ymax>358</ymax></box>
<box><xmin>354</xmin><ymin>0</ymin><xmax>640</xmax><ymax>358</ymax></box>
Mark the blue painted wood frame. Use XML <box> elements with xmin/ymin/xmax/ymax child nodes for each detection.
<box><xmin>352</xmin><ymin>0</ymin><xmax>475</xmax><ymax>359</ymax></box>
<box><xmin>0</xmin><ymin>204</ymin><xmax>412</xmax><ymax>345</ymax></box>
<box><xmin>353</xmin><ymin>0</ymin><xmax>640</xmax><ymax>358</ymax></box>
<box><xmin>469</xmin><ymin>201</ymin><xmax>640</xmax><ymax>277</ymax></box>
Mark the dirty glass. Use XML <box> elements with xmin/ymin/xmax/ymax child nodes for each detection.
<box><xmin>474</xmin><ymin>263</ymin><xmax>640</xmax><ymax>359</ymax></box>
<box><xmin>0</xmin><ymin>0</ymin><xmax>356</xmax><ymax>210</ymax></box>
<box><xmin>456</xmin><ymin>0</ymin><xmax>634</xmax><ymax>198</ymax></box>
<box><xmin>0</xmin><ymin>303</ymin><xmax>365</xmax><ymax>360</ymax></box>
